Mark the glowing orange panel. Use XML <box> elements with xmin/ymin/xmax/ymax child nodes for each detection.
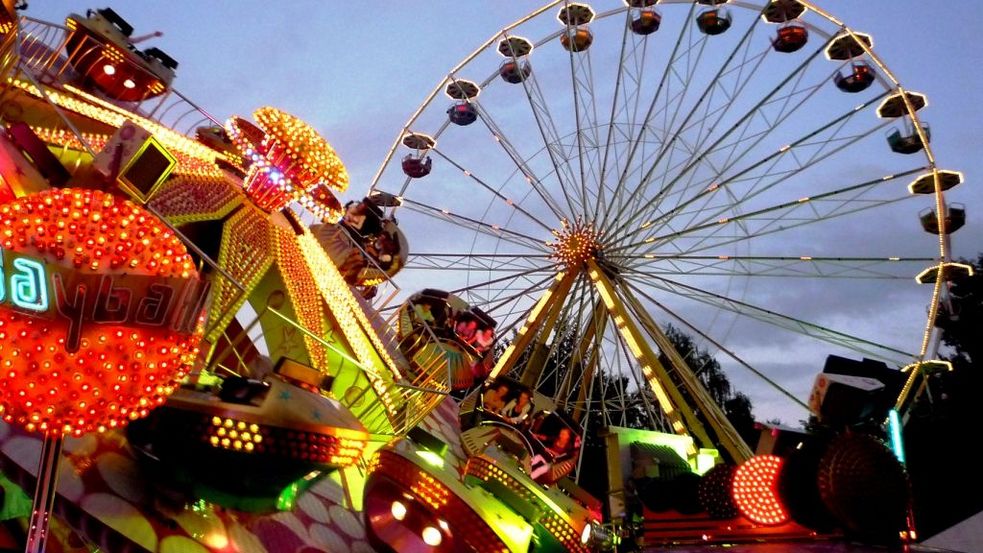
<box><xmin>732</xmin><ymin>454</ymin><xmax>789</xmax><ymax>526</ymax></box>
<box><xmin>0</xmin><ymin>188</ymin><xmax>205</xmax><ymax>436</ymax></box>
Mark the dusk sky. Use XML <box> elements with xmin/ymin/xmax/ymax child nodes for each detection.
<box><xmin>25</xmin><ymin>2</ymin><xmax>983</xmax><ymax>424</ymax></box>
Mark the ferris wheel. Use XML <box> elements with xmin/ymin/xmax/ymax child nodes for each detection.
<box><xmin>369</xmin><ymin>0</ymin><xmax>964</xmax><ymax>461</ymax></box>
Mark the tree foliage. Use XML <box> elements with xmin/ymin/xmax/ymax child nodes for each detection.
<box><xmin>904</xmin><ymin>254</ymin><xmax>983</xmax><ymax>537</ymax></box>
<box><xmin>939</xmin><ymin>254</ymin><xmax>983</xmax><ymax>373</ymax></box>
<box><xmin>660</xmin><ymin>324</ymin><xmax>759</xmax><ymax>449</ymax></box>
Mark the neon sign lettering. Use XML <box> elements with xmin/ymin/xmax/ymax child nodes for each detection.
<box><xmin>0</xmin><ymin>251</ymin><xmax>50</xmax><ymax>313</ymax></box>
<box><xmin>0</xmin><ymin>248</ymin><xmax>210</xmax><ymax>352</ymax></box>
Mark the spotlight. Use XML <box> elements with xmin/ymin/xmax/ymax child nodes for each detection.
<box><xmin>390</xmin><ymin>500</ymin><xmax>407</xmax><ymax>521</ymax></box>
<box><xmin>581</xmin><ymin>521</ymin><xmax>614</xmax><ymax>550</ymax></box>
<box><xmin>421</xmin><ymin>526</ymin><xmax>443</xmax><ymax>546</ymax></box>
<box><xmin>123</xmin><ymin>79</ymin><xmax>136</xmax><ymax>88</ymax></box>
<box><xmin>102</xmin><ymin>64</ymin><xmax>116</xmax><ymax>75</ymax></box>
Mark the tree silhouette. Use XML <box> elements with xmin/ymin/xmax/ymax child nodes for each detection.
<box><xmin>904</xmin><ymin>254</ymin><xmax>983</xmax><ymax>537</ymax></box>
<box><xmin>660</xmin><ymin>324</ymin><xmax>759</xmax><ymax>449</ymax></box>
<box><xmin>938</xmin><ymin>254</ymin><xmax>983</xmax><ymax>373</ymax></box>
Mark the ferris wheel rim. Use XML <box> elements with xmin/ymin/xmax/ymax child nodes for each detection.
<box><xmin>372</xmin><ymin>0</ymin><xmax>956</xmax><ymax>438</ymax></box>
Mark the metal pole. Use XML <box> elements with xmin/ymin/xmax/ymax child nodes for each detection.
<box><xmin>24</xmin><ymin>433</ymin><xmax>64</xmax><ymax>553</ymax></box>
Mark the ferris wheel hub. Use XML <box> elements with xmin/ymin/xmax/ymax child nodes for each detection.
<box><xmin>549</xmin><ymin>220</ymin><xmax>602</xmax><ymax>268</ymax></box>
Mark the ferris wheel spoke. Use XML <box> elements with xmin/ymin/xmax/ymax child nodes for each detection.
<box><xmin>594</xmin><ymin>8</ymin><xmax>637</xmax><ymax>223</ymax></box>
<box><xmin>427</xmin><ymin>147</ymin><xmax>555</xmax><ymax>233</ymax></box>
<box><xmin>617</xmin><ymin>90</ymin><xmax>892</xmax><ymax>246</ymax></box>
<box><xmin>610</xmin><ymin>41</ymin><xmax>850</xmax><ymax>237</ymax></box>
<box><xmin>470</xmin><ymin>98</ymin><xmax>570</xmax><ymax>222</ymax></box>
<box><xmin>530</xmin><ymin>275</ymin><xmax>590</xmax><ymax>390</ymax></box>
<box><xmin>621</xmin><ymin>165</ymin><xmax>926</xmax><ymax>256</ymax></box>
<box><xmin>625</xmin><ymin>272</ymin><xmax>915</xmax><ymax>363</ymax></box>
<box><xmin>617</xmin><ymin>254</ymin><xmax>933</xmax><ymax>280</ymax></box>
<box><xmin>451</xmin><ymin>266</ymin><xmax>556</xmax><ymax>296</ymax></box>
<box><xmin>633</xmin><ymin>49</ymin><xmax>810</xmax><ymax>229</ymax></box>
<box><xmin>406</xmin><ymin>252</ymin><xmax>553</xmax><ymax>274</ymax></box>
<box><xmin>502</xmin><ymin>33</ymin><xmax>583</xmax><ymax>218</ymax></box>
<box><xmin>622</xmin><ymin>278</ymin><xmax>813</xmax><ymax>414</ymax></box>
<box><xmin>617</xmin><ymin>19</ymin><xmax>775</xmax><ymax>229</ymax></box>
<box><xmin>555</xmin><ymin>293</ymin><xmax>603</xmax><ymax>409</ymax></box>
<box><xmin>599</xmin><ymin>1</ymin><xmax>700</xmax><ymax>230</ymax></box>
<box><xmin>602</xmin><ymin>4</ymin><xmax>770</xmax><ymax>232</ymax></box>
<box><xmin>457</xmin><ymin>271</ymin><xmax>557</xmax><ymax>317</ymax></box>
<box><xmin>399</xmin><ymin>198</ymin><xmax>548</xmax><ymax>251</ymax></box>
<box><xmin>656</xmin><ymin>124</ymin><xmax>899</xmax><ymax>245</ymax></box>
<box><xmin>478</xmin><ymin>276</ymin><xmax>556</xmax><ymax>341</ymax></box>
<box><xmin>563</xmin><ymin>28</ymin><xmax>596</xmax><ymax>218</ymax></box>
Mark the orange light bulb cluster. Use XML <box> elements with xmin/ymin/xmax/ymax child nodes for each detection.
<box><xmin>225</xmin><ymin>107</ymin><xmax>349</xmax><ymax>212</ymax></box>
<box><xmin>366</xmin><ymin>448</ymin><xmax>515</xmax><ymax>553</ymax></box>
<box><xmin>203</xmin><ymin>415</ymin><xmax>366</xmax><ymax>467</ymax></box>
<box><xmin>465</xmin><ymin>455</ymin><xmax>587</xmax><ymax>552</ymax></box>
<box><xmin>548</xmin><ymin>220</ymin><xmax>601</xmax><ymax>267</ymax></box>
<box><xmin>0</xmin><ymin>189</ymin><xmax>204</xmax><ymax>437</ymax></box>
<box><xmin>732</xmin><ymin>454</ymin><xmax>790</xmax><ymax>526</ymax></box>
<box><xmin>253</xmin><ymin>106</ymin><xmax>349</xmax><ymax>192</ymax></box>
<box><xmin>297</xmin><ymin>183</ymin><xmax>344</xmax><ymax>223</ymax></box>
<box><xmin>147</xmin><ymin>172</ymin><xmax>241</xmax><ymax>226</ymax></box>
<box><xmin>275</xmin><ymin>228</ymin><xmax>329</xmax><ymax>369</ymax></box>
<box><xmin>9</xmin><ymin>79</ymin><xmax>227</xmax><ymax>167</ymax></box>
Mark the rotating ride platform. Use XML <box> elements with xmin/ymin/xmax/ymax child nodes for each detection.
<box><xmin>0</xmin><ymin>1</ymin><xmax>970</xmax><ymax>552</ymax></box>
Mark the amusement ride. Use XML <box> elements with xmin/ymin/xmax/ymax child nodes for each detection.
<box><xmin>0</xmin><ymin>1</ymin><xmax>969</xmax><ymax>552</ymax></box>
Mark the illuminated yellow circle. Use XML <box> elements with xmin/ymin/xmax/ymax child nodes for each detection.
<box><xmin>390</xmin><ymin>500</ymin><xmax>407</xmax><ymax>521</ymax></box>
<box><xmin>421</xmin><ymin>526</ymin><xmax>442</xmax><ymax>546</ymax></box>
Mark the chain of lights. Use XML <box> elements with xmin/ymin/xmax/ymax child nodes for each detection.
<box><xmin>226</xmin><ymin>108</ymin><xmax>348</xmax><ymax>212</ymax></box>
<box><xmin>465</xmin><ymin>455</ymin><xmax>588</xmax><ymax>553</ymax></box>
<box><xmin>274</xmin><ymin>227</ymin><xmax>329</xmax><ymax>369</ymax></box>
<box><xmin>7</xmin><ymin>79</ymin><xmax>226</xmax><ymax>168</ymax></box>
<box><xmin>203</xmin><ymin>414</ymin><xmax>366</xmax><ymax>467</ymax></box>
<box><xmin>26</xmin><ymin>126</ymin><xmax>109</xmax><ymax>153</ymax></box>
<box><xmin>205</xmin><ymin>206</ymin><xmax>275</xmax><ymax>342</ymax></box>
<box><xmin>147</xmin><ymin>172</ymin><xmax>242</xmax><ymax>226</ymax></box>
<box><xmin>0</xmin><ymin>188</ymin><xmax>204</xmax><ymax>436</ymax></box>
<box><xmin>366</xmin><ymin>448</ymin><xmax>515</xmax><ymax>553</ymax></box>
<box><xmin>296</xmin><ymin>232</ymin><xmax>402</xmax><ymax>381</ymax></box>
<box><xmin>27</xmin><ymin>123</ymin><xmax>220</xmax><ymax>179</ymax></box>
<box><xmin>252</xmin><ymin>107</ymin><xmax>349</xmax><ymax>193</ymax></box>
<box><xmin>294</xmin><ymin>232</ymin><xmax>402</xmax><ymax>423</ymax></box>
<box><xmin>732</xmin><ymin>455</ymin><xmax>790</xmax><ymax>526</ymax></box>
